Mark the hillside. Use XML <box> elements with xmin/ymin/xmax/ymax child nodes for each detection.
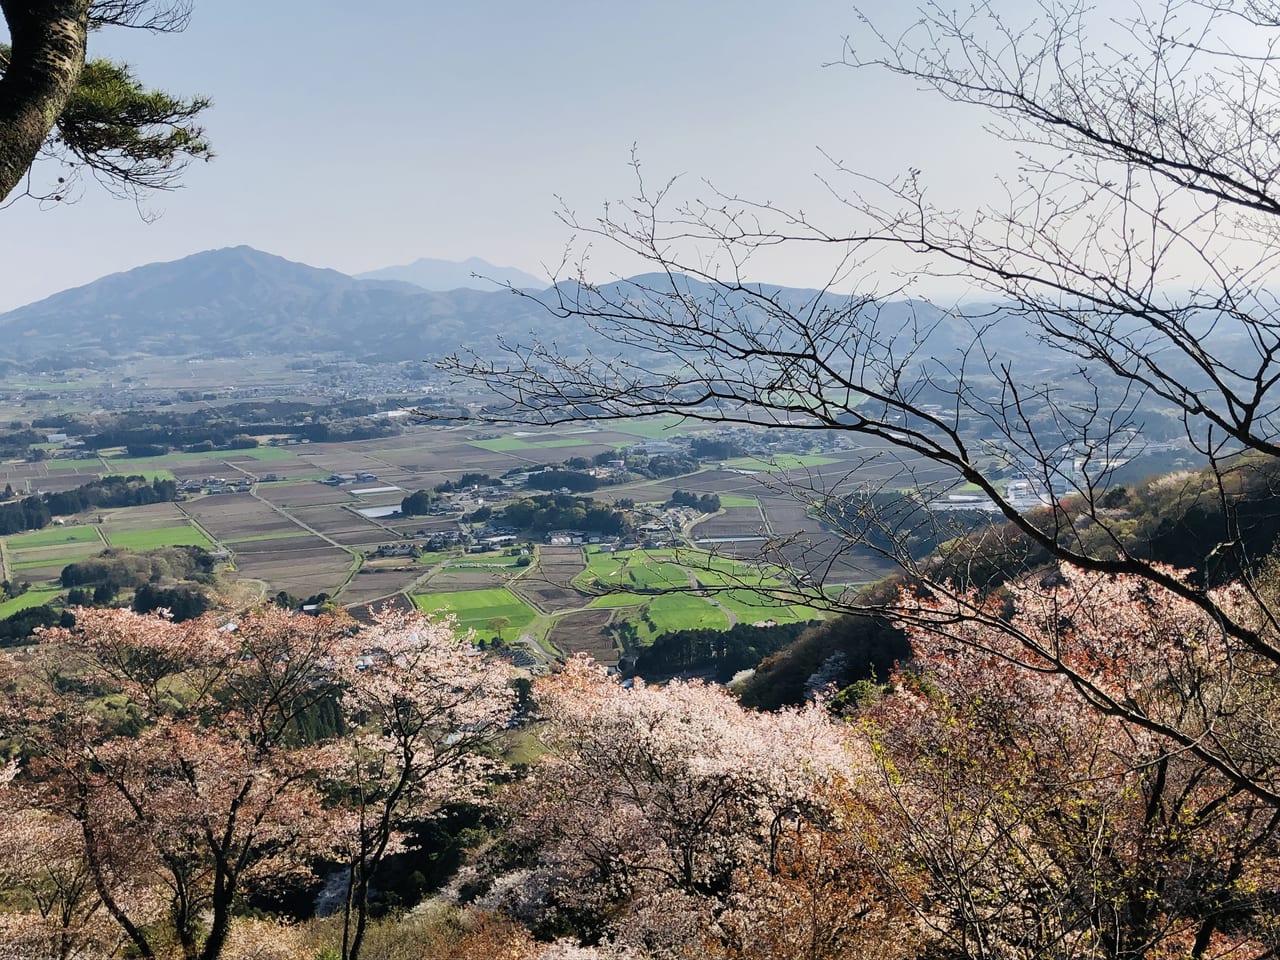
<box><xmin>739</xmin><ymin>452</ymin><xmax>1280</xmax><ymax>708</ymax></box>
<box><xmin>0</xmin><ymin>249</ymin><xmax>1026</xmax><ymax>366</ymax></box>
<box><xmin>0</xmin><ymin>246</ymin><xmax>561</xmax><ymax>362</ymax></box>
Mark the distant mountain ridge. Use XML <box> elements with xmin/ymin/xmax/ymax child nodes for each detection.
<box><xmin>0</xmin><ymin>246</ymin><xmax>563</xmax><ymax>362</ymax></box>
<box><xmin>356</xmin><ymin>256</ymin><xmax>543</xmax><ymax>292</ymax></box>
<box><xmin>0</xmin><ymin>246</ymin><xmax>1011</xmax><ymax>365</ymax></box>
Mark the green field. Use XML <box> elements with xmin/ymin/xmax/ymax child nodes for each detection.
<box><xmin>11</xmin><ymin>557</ymin><xmax>83</xmax><ymax>570</ymax></box>
<box><xmin>587</xmin><ymin>591</ymin><xmax>647</xmax><ymax>609</ymax></box>
<box><xmin>690</xmin><ymin>564</ymin><xmax>778</xmax><ymax>589</ymax></box>
<box><xmin>718</xmin><ymin>494</ymin><xmax>760</xmax><ymax>508</ymax></box>
<box><xmin>721</xmin><ymin>454</ymin><xmax>840</xmax><ymax>471</ymax></box>
<box><xmin>0</xmin><ymin>588</ymin><xmax>62</xmax><ymax>618</ymax></box>
<box><xmin>5</xmin><ymin>527</ymin><xmax>102</xmax><ymax>550</ymax></box>
<box><xmin>643</xmin><ymin>593</ymin><xmax>729</xmax><ymax>635</ymax></box>
<box><xmin>602</xmin><ymin>415</ymin><xmax>696</xmax><ymax>439</ymax></box>
<box><xmin>625</xmin><ymin>561</ymin><xmax>690</xmax><ymax>589</ymax></box>
<box><xmin>575</xmin><ymin>543</ymin><xmax>825</xmax><ymax>638</ymax></box>
<box><xmin>714</xmin><ymin>588</ymin><xmax>822</xmax><ymax>625</ymax></box>
<box><xmin>587</xmin><ymin>547</ymin><xmax>770</xmax><ymax>578</ymax></box>
<box><xmin>581</xmin><ymin>547</ymin><xmax>773</xmax><ymax>588</ymax></box>
<box><xmin>585</xmin><ymin>547</ymin><xmax>679</xmax><ymax>572</ymax></box>
<box><xmin>105</xmin><ymin>525</ymin><xmax>216</xmax><ymax>551</ymax></box>
<box><xmin>595</xmin><ymin>586</ymin><xmax>820</xmax><ymax>641</ymax></box>
<box><xmin>412</xmin><ymin>587</ymin><xmax>537</xmax><ymax>639</ymax></box>
<box><xmin>469</xmin><ymin>436</ymin><xmax>597</xmax><ymax>452</ymax></box>
<box><xmin>580</xmin><ymin>549</ymin><xmax>693</xmax><ymax>592</ymax></box>
<box><xmin>416</xmin><ymin>549</ymin><xmax>462</xmax><ymax>565</ymax></box>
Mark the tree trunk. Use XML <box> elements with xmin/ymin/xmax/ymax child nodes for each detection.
<box><xmin>80</xmin><ymin>817</ymin><xmax>156</xmax><ymax>960</ymax></box>
<box><xmin>346</xmin><ymin>863</ymin><xmax>371</xmax><ymax>960</ymax></box>
<box><xmin>199</xmin><ymin>869</ymin><xmax>236</xmax><ymax>960</ymax></box>
<box><xmin>0</xmin><ymin>1</ymin><xmax>92</xmax><ymax>202</ymax></box>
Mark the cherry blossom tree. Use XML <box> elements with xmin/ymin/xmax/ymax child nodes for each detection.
<box><xmin>498</xmin><ymin>656</ymin><xmax>903</xmax><ymax>958</ymax></box>
<box><xmin>0</xmin><ymin>607</ymin><xmax>351</xmax><ymax>960</ymax></box>
<box><xmin>0</xmin><ymin>802</ymin><xmax>127</xmax><ymax>960</ymax></box>
<box><xmin>0</xmin><ymin>758</ymin><xmax>131</xmax><ymax>960</ymax></box>
<box><xmin>324</xmin><ymin>608</ymin><xmax>515</xmax><ymax>960</ymax></box>
<box><xmin>0</xmin><ymin>605</ymin><xmax>515</xmax><ymax>960</ymax></box>
<box><xmin>859</xmin><ymin>565</ymin><xmax>1280</xmax><ymax>960</ymax></box>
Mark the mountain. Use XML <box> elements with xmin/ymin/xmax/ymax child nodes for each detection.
<box><xmin>0</xmin><ymin>246</ymin><xmax>566</xmax><ymax>362</ymax></box>
<box><xmin>356</xmin><ymin>256</ymin><xmax>543</xmax><ymax>292</ymax></box>
<box><xmin>0</xmin><ymin>246</ymin><xmax>1035</xmax><ymax>367</ymax></box>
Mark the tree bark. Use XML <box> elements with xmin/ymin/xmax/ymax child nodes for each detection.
<box><xmin>0</xmin><ymin>1</ymin><xmax>92</xmax><ymax>202</ymax></box>
<box><xmin>79</xmin><ymin>815</ymin><xmax>156</xmax><ymax>960</ymax></box>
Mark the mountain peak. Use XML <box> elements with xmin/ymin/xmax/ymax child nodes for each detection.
<box><xmin>0</xmin><ymin>247</ymin><xmax>559</xmax><ymax>362</ymax></box>
<box><xmin>356</xmin><ymin>256</ymin><xmax>543</xmax><ymax>292</ymax></box>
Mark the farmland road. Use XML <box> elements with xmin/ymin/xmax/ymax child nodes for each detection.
<box><xmin>246</xmin><ymin>487</ymin><xmax>353</xmax><ymax>553</ymax></box>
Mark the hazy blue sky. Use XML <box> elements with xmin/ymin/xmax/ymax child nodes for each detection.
<box><xmin>0</xmin><ymin>1</ymin><xmax>1006</xmax><ymax>310</ymax></box>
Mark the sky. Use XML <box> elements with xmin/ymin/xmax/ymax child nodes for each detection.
<box><xmin>0</xmin><ymin>1</ymin><xmax>1010</xmax><ymax>311</ymax></box>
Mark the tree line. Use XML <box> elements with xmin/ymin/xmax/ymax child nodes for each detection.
<box><xmin>632</xmin><ymin>618</ymin><xmax>813</xmax><ymax>681</ymax></box>
<box><xmin>0</xmin><ymin>475</ymin><xmax>176</xmax><ymax>535</ymax></box>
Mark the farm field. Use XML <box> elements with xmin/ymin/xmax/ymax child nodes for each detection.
<box><xmin>564</xmin><ymin>546</ymin><xmax>826</xmax><ymax>649</ymax></box>
<box><xmin>0</xmin><ymin>416</ymin><xmax>932</xmax><ymax>646</ymax></box>
<box><xmin>691</xmin><ymin>505</ymin><xmax>767</xmax><ymax>541</ymax></box>
<box><xmin>181</xmin><ymin>494</ymin><xmax>304</xmax><ymax>542</ymax></box>
<box><xmin>715</xmin><ymin>588</ymin><xmax>821</xmax><ymax>625</ymax></box>
<box><xmin>105</xmin><ymin>525</ymin><xmax>215</xmax><ymax>551</ymax></box>
<box><xmin>255</xmin><ymin>482</ymin><xmax>352</xmax><ymax>508</ymax></box>
<box><xmin>643</xmin><ymin>593</ymin><xmax>730</xmax><ymax>635</ymax></box>
<box><xmin>339</xmin><ymin>566</ymin><xmax>424</xmax><ymax>607</ymax></box>
<box><xmin>546</xmin><ymin>609</ymin><xmax>619</xmax><ymax>664</ymax></box>
<box><xmin>103</xmin><ymin>468</ymin><xmax>176</xmax><ymax>481</ymax></box>
<box><xmin>100</xmin><ymin>447</ymin><xmax>299</xmax><ymax>471</ymax></box>
<box><xmin>42</xmin><ymin>460</ymin><xmax>106</xmax><ymax>474</ymax></box>
<box><xmin>6</xmin><ymin>540</ymin><xmax>103</xmax><ymax>579</ymax></box>
<box><xmin>582</xmin><ymin>554</ymin><xmax>691</xmax><ymax>592</ymax></box>
<box><xmin>0</xmin><ymin>588</ymin><xmax>63</xmax><ymax>617</ymax></box>
<box><xmin>721</xmin><ymin>454</ymin><xmax>840</xmax><ymax>471</ymax></box>
<box><xmin>99</xmin><ymin>502</ymin><xmax>191</xmax><ymax>530</ymax></box>
<box><xmin>412</xmin><ymin>587</ymin><xmax>537</xmax><ymax>642</ymax></box>
<box><xmin>6</xmin><ymin>526</ymin><xmax>101</xmax><ymax>550</ymax></box>
<box><xmin>420</xmin><ymin>567</ymin><xmax>511</xmax><ymax>592</ymax></box>
<box><xmin>234</xmin><ymin>540</ymin><xmax>354</xmax><ymax>600</ymax></box>
<box><xmin>224</xmin><ymin>530</ymin><xmax>311</xmax><ymax>544</ymax></box>
<box><xmin>445</xmin><ymin>554</ymin><xmax>523</xmax><ymax>568</ymax></box>
<box><xmin>286</xmin><ymin>506</ymin><xmax>392</xmax><ymax>545</ymax></box>
<box><xmin>601</xmin><ymin>415</ymin><xmax>710</xmax><ymax>439</ymax></box>
<box><xmin>470</xmin><ymin>436</ymin><xmax>596</xmax><ymax>452</ymax></box>
<box><xmin>511</xmin><ymin>546</ymin><xmax>588</xmax><ymax>613</ymax></box>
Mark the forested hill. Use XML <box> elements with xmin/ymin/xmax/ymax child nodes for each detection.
<box><xmin>0</xmin><ymin>246</ymin><xmax>1020</xmax><ymax>364</ymax></box>
<box><xmin>0</xmin><ymin>246</ymin><xmax>561</xmax><ymax>361</ymax></box>
<box><xmin>741</xmin><ymin>454</ymin><xmax>1280</xmax><ymax>709</ymax></box>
